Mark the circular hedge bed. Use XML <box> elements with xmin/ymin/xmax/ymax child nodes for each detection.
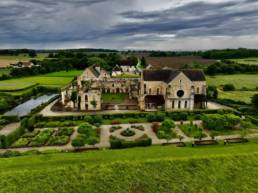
<box><xmin>120</xmin><ymin>128</ymin><xmax>135</xmax><ymax>137</ymax></box>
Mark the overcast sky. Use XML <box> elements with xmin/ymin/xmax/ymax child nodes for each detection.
<box><xmin>0</xmin><ymin>0</ymin><xmax>258</xmax><ymax>50</ymax></box>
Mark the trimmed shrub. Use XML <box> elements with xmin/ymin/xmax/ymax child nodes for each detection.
<box><xmin>72</xmin><ymin>138</ymin><xmax>84</xmax><ymax>147</ymax></box>
<box><xmin>202</xmin><ymin>113</ymin><xmax>241</xmax><ymax>131</ymax></box>
<box><xmin>223</xmin><ymin>84</ymin><xmax>235</xmax><ymax>91</ymax></box>
<box><xmin>110</xmin><ymin>134</ymin><xmax>152</xmax><ymax>149</ymax></box>
<box><xmin>146</xmin><ymin>113</ymin><xmax>165</xmax><ymax>122</ymax></box>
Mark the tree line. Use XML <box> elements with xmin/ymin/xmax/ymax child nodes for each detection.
<box><xmin>202</xmin><ymin>48</ymin><xmax>258</xmax><ymax>59</ymax></box>
<box><xmin>0</xmin><ymin>52</ymin><xmax>138</xmax><ymax>80</ymax></box>
<box><xmin>205</xmin><ymin>61</ymin><xmax>258</xmax><ymax>75</ymax></box>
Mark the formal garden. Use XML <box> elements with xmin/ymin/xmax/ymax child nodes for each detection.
<box><xmin>0</xmin><ymin>109</ymin><xmax>258</xmax><ymax>151</ymax></box>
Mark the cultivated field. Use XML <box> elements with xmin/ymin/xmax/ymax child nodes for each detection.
<box><xmin>0</xmin><ymin>53</ymin><xmax>48</xmax><ymax>67</ymax></box>
<box><xmin>144</xmin><ymin>56</ymin><xmax>217</xmax><ymax>69</ymax></box>
<box><xmin>207</xmin><ymin>74</ymin><xmax>258</xmax><ymax>89</ymax></box>
<box><xmin>1</xmin><ymin>144</ymin><xmax>258</xmax><ymax>192</ymax></box>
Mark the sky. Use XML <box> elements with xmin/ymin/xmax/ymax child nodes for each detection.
<box><xmin>0</xmin><ymin>0</ymin><xmax>258</xmax><ymax>50</ymax></box>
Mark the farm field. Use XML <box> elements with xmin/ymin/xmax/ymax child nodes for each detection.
<box><xmin>0</xmin><ymin>53</ymin><xmax>49</xmax><ymax>67</ymax></box>
<box><xmin>0</xmin><ymin>70</ymin><xmax>82</xmax><ymax>92</ymax></box>
<box><xmin>1</xmin><ymin>144</ymin><xmax>258</xmax><ymax>192</ymax></box>
<box><xmin>207</xmin><ymin>74</ymin><xmax>258</xmax><ymax>89</ymax></box>
<box><xmin>219</xmin><ymin>90</ymin><xmax>258</xmax><ymax>104</ymax></box>
<box><xmin>142</xmin><ymin>55</ymin><xmax>216</xmax><ymax>69</ymax></box>
<box><xmin>230</xmin><ymin>57</ymin><xmax>258</xmax><ymax>65</ymax></box>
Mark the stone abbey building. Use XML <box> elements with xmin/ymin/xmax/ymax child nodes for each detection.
<box><xmin>61</xmin><ymin>65</ymin><xmax>207</xmax><ymax>111</ymax></box>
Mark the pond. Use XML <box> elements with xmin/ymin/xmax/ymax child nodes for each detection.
<box><xmin>5</xmin><ymin>94</ymin><xmax>57</xmax><ymax>117</ymax></box>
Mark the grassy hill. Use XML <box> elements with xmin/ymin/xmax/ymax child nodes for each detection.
<box><xmin>1</xmin><ymin>143</ymin><xmax>258</xmax><ymax>193</ymax></box>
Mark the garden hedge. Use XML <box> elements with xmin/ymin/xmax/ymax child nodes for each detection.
<box><xmin>110</xmin><ymin>135</ymin><xmax>152</xmax><ymax>149</ymax></box>
<box><xmin>0</xmin><ymin>126</ymin><xmax>25</xmax><ymax>148</ymax></box>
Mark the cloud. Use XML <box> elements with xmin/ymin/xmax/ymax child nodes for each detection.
<box><xmin>0</xmin><ymin>0</ymin><xmax>258</xmax><ymax>50</ymax></box>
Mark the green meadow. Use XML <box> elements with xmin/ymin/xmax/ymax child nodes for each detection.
<box><xmin>0</xmin><ymin>70</ymin><xmax>83</xmax><ymax>92</ymax></box>
<box><xmin>230</xmin><ymin>57</ymin><xmax>258</xmax><ymax>65</ymax></box>
<box><xmin>207</xmin><ymin>74</ymin><xmax>258</xmax><ymax>89</ymax></box>
<box><xmin>219</xmin><ymin>90</ymin><xmax>258</xmax><ymax>104</ymax></box>
<box><xmin>1</xmin><ymin>143</ymin><xmax>258</xmax><ymax>193</ymax></box>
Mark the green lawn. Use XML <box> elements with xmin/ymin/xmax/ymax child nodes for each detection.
<box><xmin>0</xmin><ymin>70</ymin><xmax>82</xmax><ymax>91</ymax></box>
<box><xmin>2</xmin><ymin>144</ymin><xmax>258</xmax><ymax>192</ymax></box>
<box><xmin>102</xmin><ymin>93</ymin><xmax>128</xmax><ymax>103</ymax></box>
<box><xmin>112</xmin><ymin>73</ymin><xmax>140</xmax><ymax>78</ymax></box>
<box><xmin>42</xmin><ymin>70</ymin><xmax>83</xmax><ymax>77</ymax></box>
<box><xmin>230</xmin><ymin>57</ymin><xmax>258</xmax><ymax>65</ymax></box>
<box><xmin>207</xmin><ymin>74</ymin><xmax>258</xmax><ymax>89</ymax></box>
<box><xmin>219</xmin><ymin>90</ymin><xmax>258</xmax><ymax>104</ymax></box>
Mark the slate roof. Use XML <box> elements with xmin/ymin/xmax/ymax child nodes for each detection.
<box><xmin>112</xmin><ymin>65</ymin><xmax>122</xmax><ymax>71</ymax></box>
<box><xmin>143</xmin><ymin>69</ymin><xmax>205</xmax><ymax>83</ymax></box>
<box><xmin>89</xmin><ymin>66</ymin><xmax>100</xmax><ymax>78</ymax></box>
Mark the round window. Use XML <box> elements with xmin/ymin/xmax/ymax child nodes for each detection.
<box><xmin>177</xmin><ymin>90</ymin><xmax>184</xmax><ymax>97</ymax></box>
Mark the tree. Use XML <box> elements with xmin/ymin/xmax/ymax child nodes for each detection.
<box><xmin>28</xmin><ymin>50</ymin><xmax>37</xmax><ymax>58</ymax></box>
<box><xmin>70</xmin><ymin>91</ymin><xmax>77</xmax><ymax>107</ymax></box>
<box><xmin>207</xmin><ymin>86</ymin><xmax>218</xmax><ymax>99</ymax></box>
<box><xmin>251</xmin><ymin>94</ymin><xmax>258</xmax><ymax>109</ymax></box>
<box><xmin>140</xmin><ymin>56</ymin><xmax>147</xmax><ymax>68</ymax></box>
<box><xmin>223</xmin><ymin>84</ymin><xmax>235</xmax><ymax>91</ymax></box>
<box><xmin>90</xmin><ymin>100</ymin><xmax>97</xmax><ymax>108</ymax></box>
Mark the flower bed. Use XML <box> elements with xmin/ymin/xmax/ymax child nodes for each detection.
<box><xmin>47</xmin><ymin>128</ymin><xmax>74</xmax><ymax>146</ymax></box>
<box><xmin>109</xmin><ymin>126</ymin><xmax>122</xmax><ymax>133</ymax></box>
<box><xmin>72</xmin><ymin>124</ymin><xmax>100</xmax><ymax>147</ymax></box>
<box><xmin>29</xmin><ymin>129</ymin><xmax>54</xmax><ymax>147</ymax></box>
<box><xmin>120</xmin><ymin>128</ymin><xmax>135</xmax><ymax>137</ymax></box>
<box><xmin>11</xmin><ymin>138</ymin><xmax>31</xmax><ymax>148</ymax></box>
<box><xmin>131</xmin><ymin>125</ymin><xmax>144</xmax><ymax>131</ymax></box>
<box><xmin>179</xmin><ymin>124</ymin><xmax>207</xmax><ymax>139</ymax></box>
<box><xmin>153</xmin><ymin>119</ymin><xmax>177</xmax><ymax>140</ymax></box>
<box><xmin>10</xmin><ymin>128</ymin><xmax>74</xmax><ymax>148</ymax></box>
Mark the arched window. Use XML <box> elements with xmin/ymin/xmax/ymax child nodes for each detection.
<box><xmin>178</xmin><ymin>101</ymin><xmax>181</xmax><ymax>109</ymax></box>
<box><xmin>172</xmin><ymin>101</ymin><xmax>175</xmax><ymax>109</ymax></box>
<box><xmin>184</xmin><ymin>101</ymin><xmax>187</xmax><ymax>108</ymax></box>
<box><xmin>157</xmin><ymin>88</ymin><xmax>160</xmax><ymax>95</ymax></box>
<box><xmin>149</xmin><ymin>88</ymin><xmax>151</xmax><ymax>95</ymax></box>
<box><xmin>197</xmin><ymin>87</ymin><xmax>200</xmax><ymax>94</ymax></box>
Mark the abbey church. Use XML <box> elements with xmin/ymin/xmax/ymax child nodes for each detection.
<box><xmin>61</xmin><ymin>65</ymin><xmax>207</xmax><ymax>112</ymax></box>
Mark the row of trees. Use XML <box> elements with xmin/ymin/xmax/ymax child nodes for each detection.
<box><xmin>0</xmin><ymin>49</ymin><xmax>37</xmax><ymax>57</ymax></box>
<box><xmin>202</xmin><ymin>48</ymin><xmax>258</xmax><ymax>59</ymax></box>
<box><xmin>49</xmin><ymin>52</ymin><xmax>138</xmax><ymax>71</ymax></box>
<box><xmin>205</xmin><ymin>62</ymin><xmax>258</xmax><ymax>75</ymax></box>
